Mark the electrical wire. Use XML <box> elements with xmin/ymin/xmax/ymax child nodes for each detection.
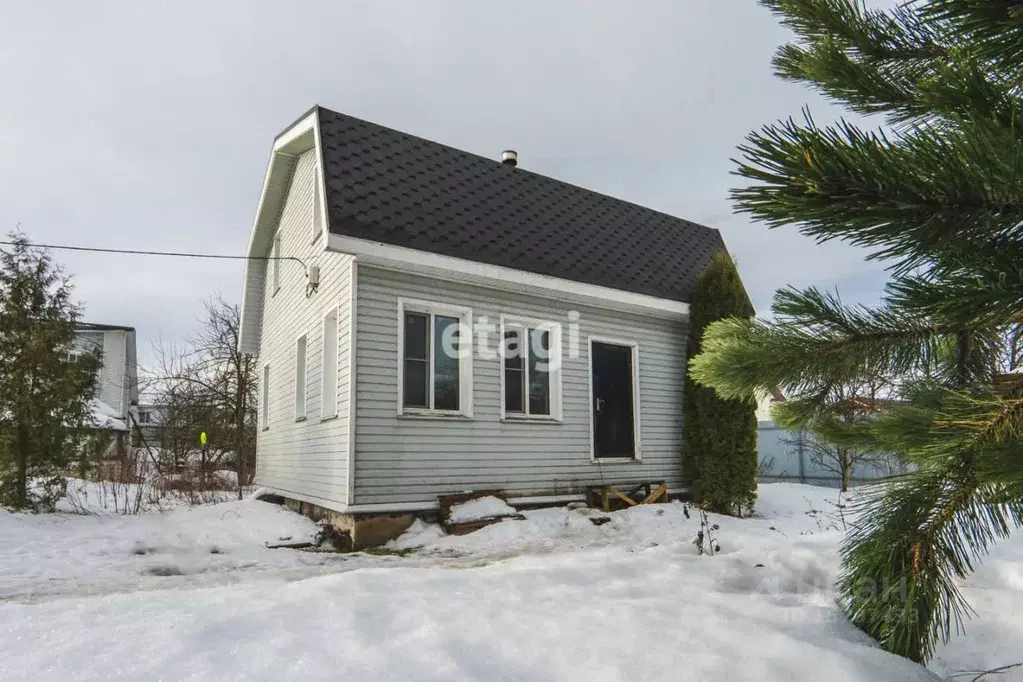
<box><xmin>0</xmin><ymin>240</ymin><xmax>308</xmax><ymax>274</ymax></box>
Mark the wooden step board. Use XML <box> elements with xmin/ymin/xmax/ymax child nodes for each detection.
<box><xmin>437</xmin><ymin>490</ymin><xmax>524</xmax><ymax>536</ymax></box>
<box><xmin>588</xmin><ymin>481</ymin><xmax>668</xmax><ymax>512</ymax></box>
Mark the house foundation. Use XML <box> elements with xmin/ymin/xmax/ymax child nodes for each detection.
<box><xmin>282</xmin><ymin>498</ymin><xmax>417</xmax><ymax>550</ymax></box>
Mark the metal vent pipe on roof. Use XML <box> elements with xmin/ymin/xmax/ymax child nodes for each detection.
<box><xmin>501</xmin><ymin>150</ymin><xmax>518</xmax><ymax>167</ymax></box>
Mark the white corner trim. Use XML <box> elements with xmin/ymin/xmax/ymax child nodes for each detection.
<box><xmin>587</xmin><ymin>336</ymin><xmax>642</xmax><ymax>462</ymax></box>
<box><xmin>346</xmin><ymin>258</ymin><xmax>358</xmax><ymax>505</ymax></box>
<box><xmin>312</xmin><ymin>114</ymin><xmax>329</xmax><ymax>245</ymax></box>
<box><xmin>327</xmin><ymin>233</ymin><xmax>688</xmax><ymax>320</ymax></box>
<box><xmin>274</xmin><ymin>110</ymin><xmax>318</xmax><ymax>153</ymax></box>
<box><xmin>258</xmin><ymin>486</ymin><xmax>352</xmax><ymax>515</ymax></box>
<box><xmin>243</xmin><ymin>152</ymin><xmax>277</xmax><ymax>266</ymax></box>
<box><xmin>239</xmin><ymin>109</ymin><xmax>320</xmax><ymax>355</ymax></box>
<box><xmin>396</xmin><ymin>297</ymin><xmax>474</xmax><ymax>419</ymax></box>
<box><xmin>246</xmin><ymin>111</ymin><xmax>318</xmax><ymax>263</ymax></box>
<box><xmin>238</xmin><ymin>149</ymin><xmax>276</xmax><ymax>354</ymax></box>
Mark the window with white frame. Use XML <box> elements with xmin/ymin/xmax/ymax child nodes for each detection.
<box><xmin>398</xmin><ymin>299</ymin><xmax>473</xmax><ymax>416</ymax></box>
<box><xmin>272</xmin><ymin>233</ymin><xmax>282</xmax><ymax>294</ymax></box>
<box><xmin>295</xmin><ymin>335</ymin><xmax>307</xmax><ymax>420</ymax></box>
<box><xmin>321</xmin><ymin>309</ymin><xmax>338</xmax><ymax>419</ymax></box>
<box><xmin>502</xmin><ymin>318</ymin><xmax>562</xmax><ymax>420</ymax></box>
<box><xmin>261</xmin><ymin>364</ymin><xmax>270</xmax><ymax>429</ymax></box>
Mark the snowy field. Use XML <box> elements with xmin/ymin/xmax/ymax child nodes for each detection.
<box><xmin>0</xmin><ymin>484</ymin><xmax>1020</xmax><ymax>681</ymax></box>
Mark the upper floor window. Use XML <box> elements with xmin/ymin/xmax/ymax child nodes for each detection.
<box><xmin>501</xmin><ymin>317</ymin><xmax>562</xmax><ymax>421</ymax></box>
<box><xmin>272</xmin><ymin>233</ymin><xmax>282</xmax><ymax>294</ymax></box>
<box><xmin>321</xmin><ymin>308</ymin><xmax>339</xmax><ymax>420</ymax></box>
<box><xmin>398</xmin><ymin>299</ymin><xmax>473</xmax><ymax>417</ymax></box>
<box><xmin>261</xmin><ymin>364</ymin><xmax>271</xmax><ymax>430</ymax></box>
<box><xmin>295</xmin><ymin>334</ymin><xmax>308</xmax><ymax>420</ymax></box>
<box><xmin>313</xmin><ymin>164</ymin><xmax>324</xmax><ymax>243</ymax></box>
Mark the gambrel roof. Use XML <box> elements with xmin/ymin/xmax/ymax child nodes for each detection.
<box><xmin>316</xmin><ymin>108</ymin><xmax>724</xmax><ymax>303</ymax></box>
<box><xmin>240</xmin><ymin>106</ymin><xmax>731</xmax><ymax>354</ymax></box>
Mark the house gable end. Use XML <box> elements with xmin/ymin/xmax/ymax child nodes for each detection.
<box><xmin>239</xmin><ymin>109</ymin><xmax>325</xmax><ymax>355</ymax></box>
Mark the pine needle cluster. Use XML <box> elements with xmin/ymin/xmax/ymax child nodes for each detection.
<box><xmin>689</xmin><ymin>0</ymin><xmax>1023</xmax><ymax>663</ymax></box>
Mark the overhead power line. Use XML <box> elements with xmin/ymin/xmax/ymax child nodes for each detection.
<box><xmin>0</xmin><ymin>240</ymin><xmax>308</xmax><ymax>273</ymax></box>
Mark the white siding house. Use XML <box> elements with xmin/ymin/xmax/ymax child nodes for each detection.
<box><xmin>251</xmin><ymin>147</ymin><xmax>355</xmax><ymax>508</ymax></box>
<box><xmin>240</xmin><ymin>106</ymin><xmax>733</xmax><ymax>522</ymax></box>
<box><xmin>351</xmin><ymin>266</ymin><xmax>687</xmax><ymax>506</ymax></box>
<box><xmin>74</xmin><ymin>323</ymin><xmax>138</xmax><ymax>439</ymax></box>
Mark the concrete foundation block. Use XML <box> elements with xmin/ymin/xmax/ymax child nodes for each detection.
<box><xmin>280</xmin><ymin>497</ymin><xmax>415</xmax><ymax>550</ymax></box>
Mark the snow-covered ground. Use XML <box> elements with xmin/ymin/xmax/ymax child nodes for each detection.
<box><xmin>0</xmin><ymin>494</ymin><xmax>351</xmax><ymax>602</ymax></box>
<box><xmin>0</xmin><ymin>483</ymin><xmax>1020</xmax><ymax>681</ymax></box>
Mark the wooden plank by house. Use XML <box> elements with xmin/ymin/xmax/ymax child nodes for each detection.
<box><xmin>438</xmin><ymin>490</ymin><xmax>524</xmax><ymax>536</ymax></box>
<box><xmin>589</xmin><ymin>481</ymin><xmax>668</xmax><ymax>512</ymax></box>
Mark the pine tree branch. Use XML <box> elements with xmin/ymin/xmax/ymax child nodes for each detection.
<box><xmin>763</xmin><ymin>0</ymin><xmax>1023</xmax><ymax>128</ymax></box>
<box><xmin>887</xmin><ymin>266</ymin><xmax>1023</xmax><ymax>326</ymax></box>
<box><xmin>721</xmin><ymin>0</ymin><xmax>1023</xmax><ymax>665</ymax></box>
<box><xmin>927</xmin><ymin>1</ymin><xmax>1023</xmax><ymax>69</ymax></box>
<box><xmin>689</xmin><ymin>287</ymin><xmax>956</xmax><ymax>411</ymax></box>
<box><xmin>732</xmin><ymin>112</ymin><xmax>1023</xmax><ymax>271</ymax></box>
<box><xmin>839</xmin><ymin>460</ymin><xmax>1023</xmax><ymax>662</ymax></box>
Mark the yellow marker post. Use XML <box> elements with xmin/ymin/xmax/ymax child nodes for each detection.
<box><xmin>200</xmin><ymin>431</ymin><xmax>207</xmax><ymax>447</ymax></box>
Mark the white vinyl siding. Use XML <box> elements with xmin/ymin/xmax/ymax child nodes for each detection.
<box><xmin>295</xmin><ymin>335</ymin><xmax>308</xmax><ymax>420</ymax></box>
<box><xmin>321</xmin><ymin>309</ymin><xmax>339</xmax><ymax>419</ymax></box>
<box><xmin>254</xmin><ymin>148</ymin><xmax>354</xmax><ymax>506</ymax></box>
<box><xmin>262</xmin><ymin>364</ymin><xmax>270</xmax><ymax>429</ymax></box>
<box><xmin>73</xmin><ymin>327</ymin><xmax>137</xmax><ymax>422</ymax></box>
<box><xmin>353</xmin><ymin>265</ymin><xmax>688</xmax><ymax>506</ymax></box>
<box><xmin>94</xmin><ymin>330</ymin><xmax>125</xmax><ymax>415</ymax></box>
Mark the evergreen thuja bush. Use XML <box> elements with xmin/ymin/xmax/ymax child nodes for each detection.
<box><xmin>683</xmin><ymin>250</ymin><xmax>758</xmax><ymax>516</ymax></box>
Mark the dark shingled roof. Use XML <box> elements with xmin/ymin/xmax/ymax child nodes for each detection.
<box><xmin>317</xmin><ymin>107</ymin><xmax>725</xmax><ymax>302</ymax></box>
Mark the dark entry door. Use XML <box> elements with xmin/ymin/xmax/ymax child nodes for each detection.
<box><xmin>591</xmin><ymin>341</ymin><xmax>636</xmax><ymax>459</ymax></box>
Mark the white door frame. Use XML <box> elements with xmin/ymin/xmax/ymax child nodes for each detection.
<box><xmin>587</xmin><ymin>336</ymin><xmax>642</xmax><ymax>463</ymax></box>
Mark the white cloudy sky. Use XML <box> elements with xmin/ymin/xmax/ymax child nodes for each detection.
<box><xmin>0</xmin><ymin>0</ymin><xmax>891</xmax><ymax>367</ymax></box>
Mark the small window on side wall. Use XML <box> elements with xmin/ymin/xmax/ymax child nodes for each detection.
<box><xmin>295</xmin><ymin>335</ymin><xmax>307</xmax><ymax>420</ymax></box>
<box><xmin>321</xmin><ymin>309</ymin><xmax>339</xmax><ymax>419</ymax></box>
<box><xmin>261</xmin><ymin>364</ymin><xmax>270</xmax><ymax>430</ymax></box>
<box><xmin>502</xmin><ymin>319</ymin><xmax>561</xmax><ymax>420</ymax></box>
<box><xmin>399</xmin><ymin>299</ymin><xmax>473</xmax><ymax>417</ymax></box>
<box><xmin>312</xmin><ymin>165</ymin><xmax>323</xmax><ymax>243</ymax></box>
<box><xmin>272</xmin><ymin>233</ymin><xmax>282</xmax><ymax>294</ymax></box>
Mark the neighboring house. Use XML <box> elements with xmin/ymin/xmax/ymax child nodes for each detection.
<box><xmin>755</xmin><ymin>389</ymin><xmax>786</xmax><ymax>423</ymax></box>
<box><xmin>239</xmin><ymin>106</ymin><xmax>729</xmax><ymax>544</ymax></box>
<box><xmin>74</xmin><ymin>323</ymin><xmax>138</xmax><ymax>452</ymax></box>
<box><xmin>135</xmin><ymin>403</ymin><xmax>164</xmax><ymax>448</ymax></box>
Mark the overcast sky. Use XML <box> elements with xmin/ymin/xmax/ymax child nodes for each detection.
<box><xmin>0</xmin><ymin>0</ymin><xmax>890</xmax><ymax>367</ymax></box>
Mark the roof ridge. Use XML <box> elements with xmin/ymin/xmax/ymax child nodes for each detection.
<box><xmin>315</xmin><ymin>106</ymin><xmax>729</xmax><ymax>302</ymax></box>
<box><xmin>316</xmin><ymin>106</ymin><xmax>719</xmax><ymax>235</ymax></box>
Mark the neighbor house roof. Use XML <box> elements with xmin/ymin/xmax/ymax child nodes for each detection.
<box><xmin>76</xmin><ymin>323</ymin><xmax>136</xmax><ymax>333</ymax></box>
<box><xmin>316</xmin><ymin>108</ymin><xmax>726</xmax><ymax>302</ymax></box>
